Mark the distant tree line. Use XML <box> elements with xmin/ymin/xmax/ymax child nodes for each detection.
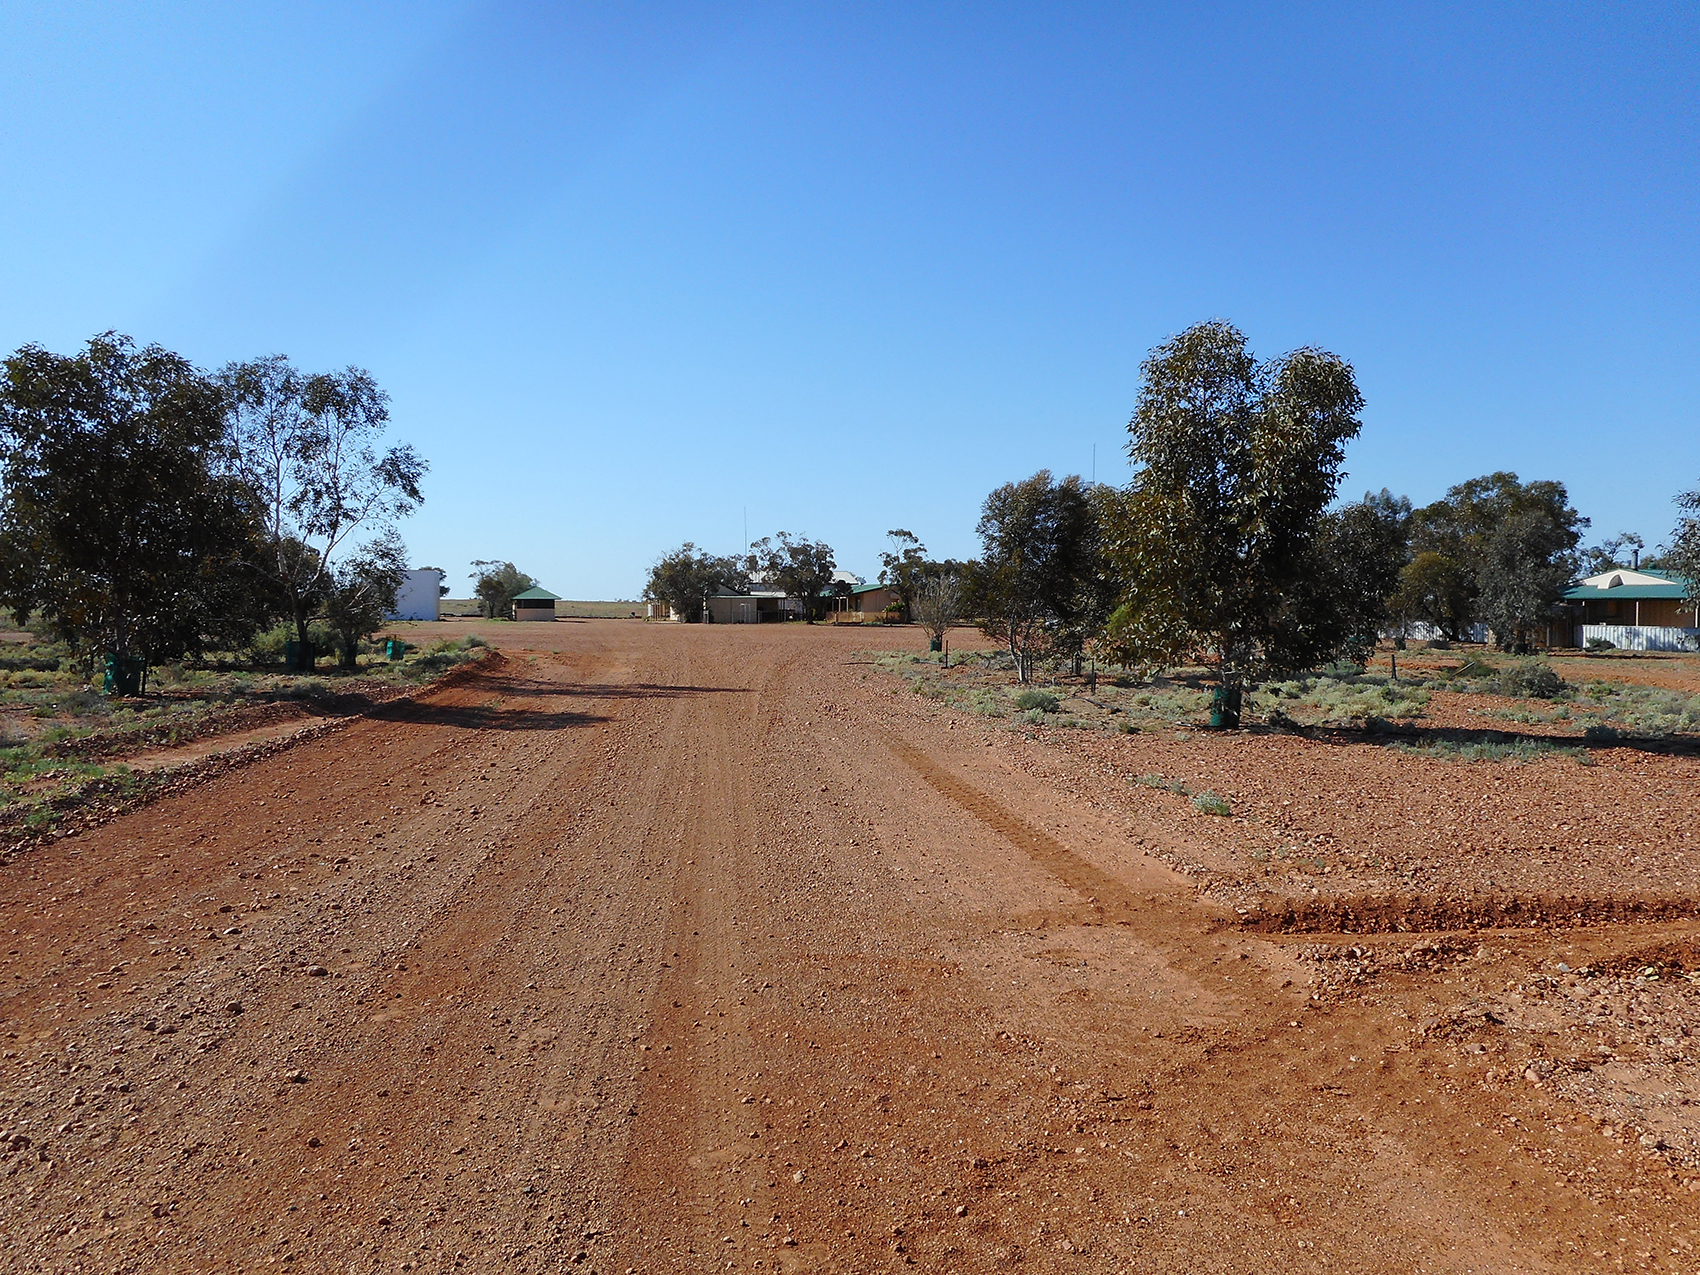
<box><xmin>644</xmin><ymin>319</ymin><xmax>1699</xmax><ymax>686</ymax></box>
<box><xmin>0</xmin><ymin>332</ymin><xmax>427</xmax><ymax>688</ymax></box>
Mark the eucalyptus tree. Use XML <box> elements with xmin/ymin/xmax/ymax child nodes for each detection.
<box><xmin>220</xmin><ymin>354</ymin><xmax>426</xmax><ymax>650</ymax></box>
<box><xmin>0</xmin><ymin>333</ymin><xmax>264</xmax><ymax>683</ymax></box>
<box><xmin>1104</xmin><ymin>321</ymin><xmax>1365</xmax><ymax>678</ymax></box>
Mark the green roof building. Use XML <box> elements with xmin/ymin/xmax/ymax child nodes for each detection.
<box><xmin>512</xmin><ymin>586</ymin><xmax>561</xmax><ymax>621</ymax></box>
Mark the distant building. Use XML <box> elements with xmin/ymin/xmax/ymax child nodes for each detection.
<box><xmin>844</xmin><ymin>582</ymin><xmax>901</xmax><ymax>621</ymax></box>
<box><xmin>389</xmin><ymin>568</ymin><xmax>445</xmax><ymax>622</ymax></box>
<box><xmin>705</xmin><ymin>589</ymin><xmax>800</xmax><ymax>623</ymax></box>
<box><xmin>1562</xmin><ymin>569</ymin><xmax>1699</xmax><ymax>651</ymax></box>
<box><xmin>512</xmin><ymin>586</ymin><xmax>561</xmax><ymax>622</ymax></box>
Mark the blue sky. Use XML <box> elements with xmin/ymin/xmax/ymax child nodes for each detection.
<box><xmin>3</xmin><ymin>3</ymin><xmax>1696</xmax><ymax>597</ymax></box>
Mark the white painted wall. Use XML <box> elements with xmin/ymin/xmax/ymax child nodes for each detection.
<box><xmin>389</xmin><ymin>569</ymin><xmax>444</xmax><ymax>621</ymax></box>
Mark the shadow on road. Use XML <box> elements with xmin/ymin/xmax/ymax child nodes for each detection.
<box><xmin>364</xmin><ymin>675</ymin><xmax>744</xmax><ymax>732</ymax></box>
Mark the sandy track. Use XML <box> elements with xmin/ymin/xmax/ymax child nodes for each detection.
<box><xmin>2</xmin><ymin>622</ymin><xmax>1697</xmax><ymax>1273</ymax></box>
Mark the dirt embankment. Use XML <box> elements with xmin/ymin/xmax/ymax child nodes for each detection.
<box><xmin>0</xmin><ymin>622</ymin><xmax>1695</xmax><ymax>1274</ymax></box>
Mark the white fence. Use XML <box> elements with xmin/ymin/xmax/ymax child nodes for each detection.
<box><xmin>1393</xmin><ymin>622</ymin><xmax>1491</xmax><ymax>643</ymax></box>
<box><xmin>1577</xmin><ymin>624</ymin><xmax>1700</xmax><ymax>653</ymax></box>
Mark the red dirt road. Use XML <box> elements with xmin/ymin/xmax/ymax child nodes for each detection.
<box><xmin>3</xmin><ymin>622</ymin><xmax>1697</xmax><ymax>1273</ymax></box>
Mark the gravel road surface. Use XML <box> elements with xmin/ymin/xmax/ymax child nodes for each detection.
<box><xmin>2</xmin><ymin>622</ymin><xmax>1696</xmax><ymax>1273</ymax></box>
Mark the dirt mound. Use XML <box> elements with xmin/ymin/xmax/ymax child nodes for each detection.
<box><xmin>1240</xmin><ymin>890</ymin><xmax>1700</xmax><ymax>934</ymax></box>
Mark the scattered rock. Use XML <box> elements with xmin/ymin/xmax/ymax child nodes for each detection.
<box><xmin>224</xmin><ymin>1000</ymin><xmax>243</xmax><ymax>1015</ymax></box>
<box><xmin>307</xmin><ymin>965</ymin><xmax>329</xmax><ymax>978</ymax></box>
<box><xmin>792</xmin><ymin>1169</ymin><xmax>806</xmax><ymax>1184</ymax></box>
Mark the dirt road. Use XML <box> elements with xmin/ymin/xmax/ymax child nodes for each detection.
<box><xmin>3</xmin><ymin>622</ymin><xmax>1696</xmax><ymax>1273</ymax></box>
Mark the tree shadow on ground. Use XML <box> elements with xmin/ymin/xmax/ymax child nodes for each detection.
<box><xmin>360</xmin><ymin>677</ymin><xmax>744</xmax><ymax>732</ymax></box>
<box><xmin>1260</xmin><ymin>721</ymin><xmax>1700</xmax><ymax>761</ymax></box>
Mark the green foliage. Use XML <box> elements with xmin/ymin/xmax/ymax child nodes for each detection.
<box><xmin>1012</xmin><ymin>688</ymin><xmax>1060</xmax><ymax>713</ymax></box>
<box><xmin>1104</xmin><ymin>321</ymin><xmax>1366</xmax><ymax>677</ymax></box>
<box><xmin>751</xmin><ymin>533</ymin><xmax>838</xmax><ymax>621</ymax></box>
<box><xmin>220</xmin><ymin>354</ymin><xmax>424</xmax><ymax>646</ymax></box>
<box><xmin>878</xmin><ymin>530</ymin><xmax>927</xmax><ymax>618</ymax></box>
<box><xmin>1318</xmin><ymin>489</ymin><xmax>1412</xmax><ymax>662</ymax></box>
<box><xmin>1391</xmin><ymin>737</ymin><xmax>1589</xmax><ymax>763</ymax></box>
<box><xmin>470</xmin><ymin>560</ymin><xmax>535</xmax><ymax>620</ymax></box>
<box><xmin>1190</xmin><ymin>789</ymin><xmax>1232</xmax><ymax>816</ymax></box>
<box><xmin>643</xmin><ymin>543</ymin><xmax>746</xmax><ymax>623</ymax></box>
<box><xmin>325</xmin><ymin>533</ymin><xmax>408</xmax><ymax>667</ymax></box>
<box><xmin>1391</xmin><ymin>550</ymin><xmax>1472</xmax><ymax>642</ymax></box>
<box><xmin>974</xmin><ymin>470</ymin><xmax>1107</xmax><ymax>682</ymax></box>
<box><xmin>1493</xmin><ymin>659</ymin><xmax>1566</xmax><ymax>700</ymax></box>
<box><xmin>1667</xmin><ymin>482</ymin><xmax>1700</xmax><ymax>609</ymax></box>
<box><xmin>1261</xmin><ymin>674</ymin><xmax>1430</xmax><ymax>723</ymax></box>
<box><xmin>0</xmin><ymin>333</ymin><xmax>268</xmax><ymax>673</ymax></box>
<box><xmin>1584</xmin><ymin>637</ymin><xmax>1616</xmax><ymax>652</ymax></box>
<box><xmin>1136</xmin><ymin>773</ymin><xmax>1190</xmax><ymax>794</ymax></box>
<box><xmin>1407</xmin><ymin>471</ymin><xmax>1586</xmax><ymax>647</ymax></box>
<box><xmin>1582</xmin><ymin>532</ymin><xmax>1645</xmax><ymax>576</ymax></box>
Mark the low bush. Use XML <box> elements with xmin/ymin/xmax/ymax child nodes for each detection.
<box><xmin>1584</xmin><ymin>637</ymin><xmax>1616</xmax><ymax>653</ymax></box>
<box><xmin>1494</xmin><ymin>660</ymin><xmax>1566</xmax><ymax>700</ymax></box>
<box><xmin>1393</xmin><ymin>737</ymin><xmax>1590</xmax><ymax>763</ymax></box>
<box><xmin>1135</xmin><ymin>774</ymin><xmax>1189</xmax><ymax>795</ymax></box>
<box><xmin>1012</xmin><ymin>689</ymin><xmax>1060</xmax><ymax>714</ymax></box>
<box><xmin>1190</xmin><ymin>789</ymin><xmax>1232</xmax><ymax>816</ymax></box>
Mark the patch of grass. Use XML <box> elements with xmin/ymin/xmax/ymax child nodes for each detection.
<box><xmin>1391</xmin><ymin>737</ymin><xmax>1591</xmax><ymax>763</ymax></box>
<box><xmin>1259</xmin><ymin>674</ymin><xmax>1429</xmax><ymax>725</ymax></box>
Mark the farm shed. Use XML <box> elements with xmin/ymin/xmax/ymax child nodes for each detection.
<box><xmin>1562</xmin><ymin>569</ymin><xmax>1699</xmax><ymax>651</ymax></box>
<box><xmin>388</xmin><ymin>568</ymin><xmax>445</xmax><ymax>622</ymax></box>
<box><xmin>705</xmin><ymin>590</ymin><xmax>799</xmax><ymax>623</ymax></box>
<box><xmin>512</xmin><ymin>586</ymin><xmax>561</xmax><ymax>621</ymax></box>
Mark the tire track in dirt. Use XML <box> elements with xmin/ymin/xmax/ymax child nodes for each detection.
<box><xmin>620</xmin><ymin>641</ymin><xmax>785</xmax><ymax>1272</ymax></box>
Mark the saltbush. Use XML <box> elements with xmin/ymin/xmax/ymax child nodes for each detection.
<box><xmin>1190</xmin><ymin>790</ymin><xmax>1232</xmax><ymax>816</ymax></box>
<box><xmin>1494</xmin><ymin>660</ymin><xmax>1566</xmax><ymax>700</ymax></box>
<box><xmin>1012</xmin><ymin>689</ymin><xmax>1060</xmax><ymax>714</ymax></box>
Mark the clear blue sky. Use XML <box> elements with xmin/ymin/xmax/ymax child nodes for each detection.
<box><xmin>3</xmin><ymin>3</ymin><xmax>1696</xmax><ymax>597</ymax></box>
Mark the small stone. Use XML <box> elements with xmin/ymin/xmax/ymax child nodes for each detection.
<box><xmin>307</xmin><ymin>1136</ymin><xmax>322</xmax><ymax>1148</ymax></box>
<box><xmin>225</xmin><ymin>1000</ymin><xmax>243</xmax><ymax>1015</ymax></box>
<box><xmin>792</xmin><ymin>1169</ymin><xmax>806</xmax><ymax>1184</ymax></box>
<box><xmin>307</xmin><ymin>966</ymin><xmax>329</xmax><ymax>978</ymax></box>
<box><xmin>287</xmin><ymin>1070</ymin><xmax>308</xmax><ymax>1084</ymax></box>
<box><xmin>954</xmin><ymin>1205</ymin><xmax>967</xmax><ymax>1217</ymax></box>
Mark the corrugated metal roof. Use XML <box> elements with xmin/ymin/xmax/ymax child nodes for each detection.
<box><xmin>511</xmin><ymin>587</ymin><xmax>561</xmax><ymax>601</ymax></box>
<box><xmin>1564</xmin><ymin>580</ymin><xmax>1692</xmax><ymax>600</ymax></box>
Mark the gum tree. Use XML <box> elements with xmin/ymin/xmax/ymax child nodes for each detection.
<box><xmin>751</xmin><ymin>533</ymin><xmax>837</xmax><ymax>622</ymax></box>
<box><xmin>0</xmin><ymin>333</ymin><xmax>265</xmax><ymax>684</ymax></box>
<box><xmin>1104</xmin><ymin>321</ymin><xmax>1364</xmax><ymax>678</ymax></box>
<box><xmin>974</xmin><ymin>471</ymin><xmax>1099</xmax><ymax>682</ymax></box>
<box><xmin>644</xmin><ymin>543</ymin><xmax>748</xmax><ymax>622</ymax></box>
<box><xmin>220</xmin><ymin>355</ymin><xmax>426</xmax><ymax>650</ymax></box>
